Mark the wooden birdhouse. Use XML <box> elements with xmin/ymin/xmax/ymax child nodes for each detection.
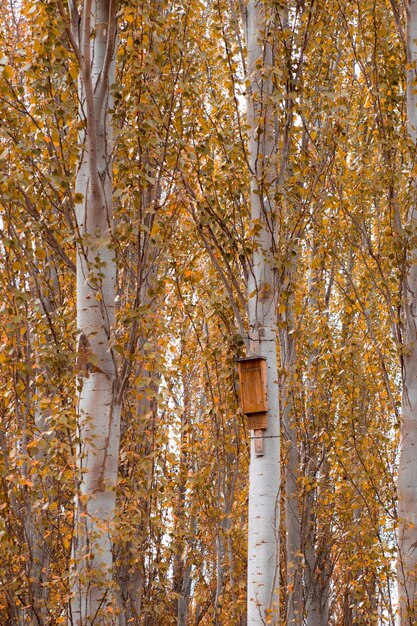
<box><xmin>236</xmin><ymin>356</ymin><xmax>268</xmax><ymax>431</ymax></box>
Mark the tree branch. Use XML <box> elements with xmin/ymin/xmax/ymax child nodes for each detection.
<box><xmin>390</xmin><ymin>0</ymin><xmax>406</xmax><ymax>51</ymax></box>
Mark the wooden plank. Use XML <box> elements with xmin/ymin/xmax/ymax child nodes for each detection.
<box><xmin>254</xmin><ymin>429</ymin><xmax>264</xmax><ymax>456</ymax></box>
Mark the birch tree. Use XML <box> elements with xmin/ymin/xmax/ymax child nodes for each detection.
<box><xmin>245</xmin><ymin>1</ymin><xmax>280</xmax><ymax>623</ymax></box>
<box><xmin>59</xmin><ymin>0</ymin><xmax>121</xmax><ymax>622</ymax></box>
<box><xmin>0</xmin><ymin>0</ymin><xmax>409</xmax><ymax>622</ymax></box>
<box><xmin>398</xmin><ymin>1</ymin><xmax>417</xmax><ymax>622</ymax></box>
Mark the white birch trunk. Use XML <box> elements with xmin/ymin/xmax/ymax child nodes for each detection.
<box><xmin>399</xmin><ymin>2</ymin><xmax>417</xmax><ymax>623</ymax></box>
<box><xmin>68</xmin><ymin>1</ymin><xmax>120</xmax><ymax>623</ymax></box>
<box><xmin>246</xmin><ymin>1</ymin><xmax>280</xmax><ymax>623</ymax></box>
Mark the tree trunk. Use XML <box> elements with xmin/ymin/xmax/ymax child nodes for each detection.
<box><xmin>304</xmin><ymin>252</ymin><xmax>331</xmax><ymax>626</ymax></box>
<box><xmin>399</xmin><ymin>2</ymin><xmax>417</xmax><ymax>622</ymax></box>
<box><xmin>281</xmin><ymin>328</ymin><xmax>302</xmax><ymax>626</ymax></box>
<box><xmin>245</xmin><ymin>1</ymin><xmax>280</xmax><ymax>623</ymax></box>
<box><xmin>67</xmin><ymin>1</ymin><xmax>120</xmax><ymax>623</ymax></box>
<box><xmin>172</xmin><ymin>367</ymin><xmax>193</xmax><ymax>624</ymax></box>
<box><xmin>304</xmin><ymin>473</ymin><xmax>331</xmax><ymax>626</ymax></box>
<box><xmin>177</xmin><ymin>514</ymin><xmax>197</xmax><ymax>626</ymax></box>
<box><xmin>279</xmin><ymin>268</ymin><xmax>302</xmax><ymax>626</ymax></box>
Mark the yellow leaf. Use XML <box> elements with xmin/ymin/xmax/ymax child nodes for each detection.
<box><xmin>68</xmin><ymin>65</ymin><xmax>78</xmax><ymax>81</ymax></box>
<box><xmin>21</xmin><ymin>478</ymin><xmax>34</xmax><ymax>488</ymax></box>
<box><xmin>2</xmin><ymin>66</ymin><xmax>12</xmax><ymax>79</ymax></box>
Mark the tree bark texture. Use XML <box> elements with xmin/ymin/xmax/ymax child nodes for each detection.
<box><xmin>245</xmin><ymin>1</ymin><xmax>280</xmax><ymax>623</ymax></box>
<box><xmin>68</xmin><ymin>1</ymin><xmax>120</xmax><ymax>623</ymax></box>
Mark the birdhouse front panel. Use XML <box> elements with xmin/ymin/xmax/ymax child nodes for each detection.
<box><xmin>237</xmin><ymin>357</ymin><xmax>268</xmax><ymax>415</ymax></box>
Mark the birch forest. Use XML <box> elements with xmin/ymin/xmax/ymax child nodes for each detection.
<box><xmin>1</xmin><ymin>0</ymin><xmax>417</xmax><ymax>624</ymax></box>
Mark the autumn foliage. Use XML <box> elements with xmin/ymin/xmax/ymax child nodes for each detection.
<box><xmin>0</xmin><ymin>0</ymin><xmax>411</xmax><ymax>624</ymax></box>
